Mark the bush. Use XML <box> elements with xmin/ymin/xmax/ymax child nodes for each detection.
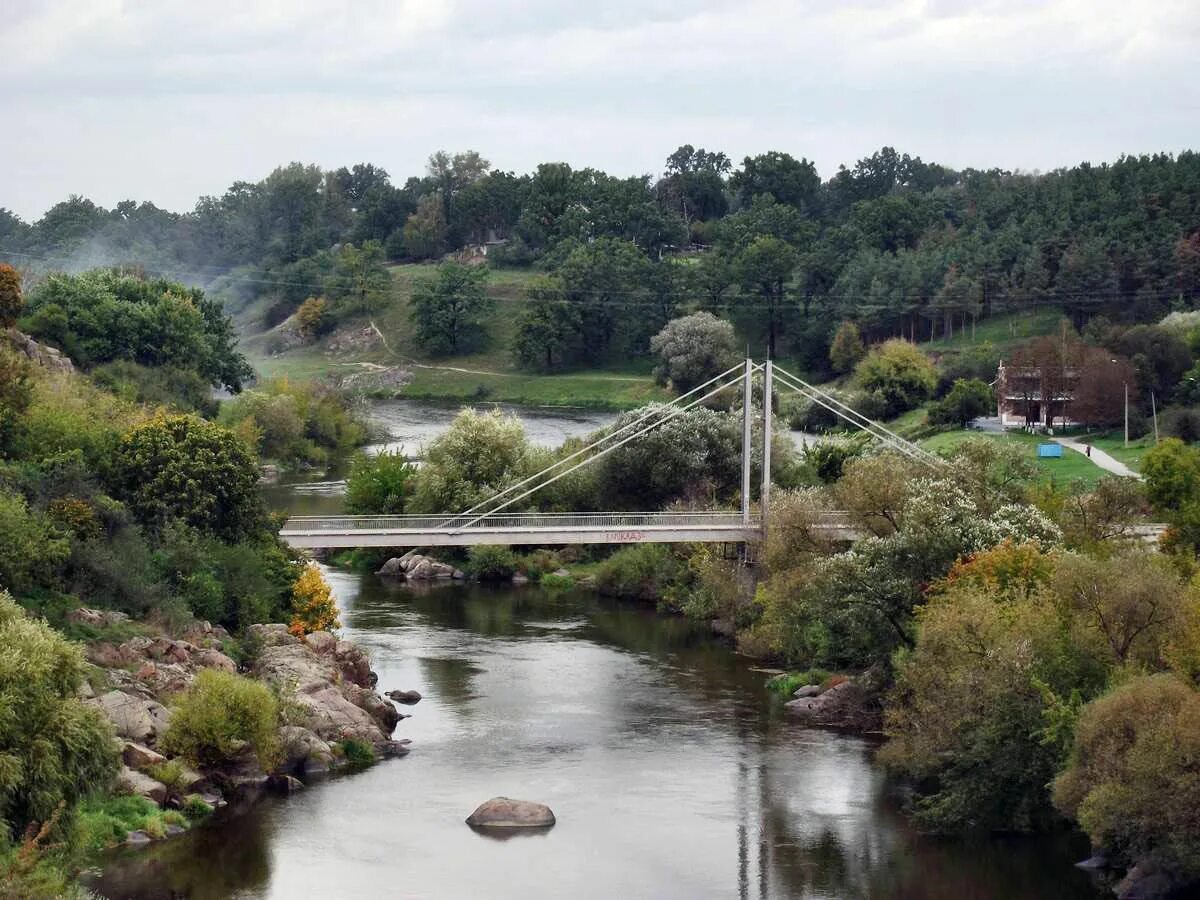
<box><xmin>766</xmin><ymin>669</ymin><xmax>831</xmax><ymax>699</ymax></box>
<box><xmin>928</xmin><ymin>378</ymin><xmax>993</xmax><ymax>428</ymax></box>
<box><xmin>219</xmin><ymin>378</ymin><xmax>368</xmax><ymax>468</ymax></box>
<box><xmin>110</xmin><ymin>414</ymin><xmax>264</xmax><ymax>540</ymax></box>
<box><xmin>161</xmin><ymin>670</ymin><xmax>281</xmax><ymax>771</ymax></box>
<box><xmin>649</xmin><ymin>312</ymin><xmax>739</xmax><ymax>392</ymax></box>
<box><xmin>517</xmin><ymin>549</ymin><xmax>561</xmax><ymax>581</ymax></box>
<box><xmin>288</xmin><ymin>563</ymin><xmax>341</xmax><ymax>637</ymax></box>
<box><xmin>466</xmin><ymin>545</ymin><xmax>516</xmax><ymax>580</ymax></box>
<box><xmin>594</xmin><ymin>544</ymin><xmax>681</xmax><ymax>601</ymax></box>
<box><xmin>854</xmin><ymin>339</ymin><xmax>937</xmax><ymax>418</ymax></box>
<box><xmin>409</xmin><ymin>408</ymin><xmax>530</xmax><ymax>514</ymax></box>
<box><xmin>295</xmin><ymin>296</ymin><xmax>333</xmax><ymax>340</ymax></box>
<box><xmin>0</xmin><ymin>489</ymin><xmax>70</xmax><ymax>594</ymax></box>
<box><xmin>540</xmin><ymin>572</ymin><xmax>574</xmax><ymax>591</ymax></box>
<box><xmin>75</xmin><ymin>794</ymin><xmax>181</xmax><ymax>853</ymax></box>
<box><xmin>90</xmin><ymin>361</ymin><xmax>218</xmax><ymax>417</ymax></box>
<box><xmin>345</xmin><ymin>451</ymin><xmax>416</xmax><ymax>514</ymax></box>
<box><xmin>182</xmin><ymin>794</ymin><xmax>214</xmax><ymax>820</ymax></box>
<box><xmin>335</xmin><ymin>737</ymin><xmax>376</xmax><ymax>767</ymax></box>
<box><xmin>0</xmin><ymin>349</ymin><xmax>33</xmax><ymax>455</ymax></box>
<box><xmin>0</xmin><ymin>591</ymin><xmax>118</xmax><ymax>841</ymax></box>
<box><xmin>1054</xmin><ymin>674</ymin><xmax>1200</xmax><ymax>881</ymax></box>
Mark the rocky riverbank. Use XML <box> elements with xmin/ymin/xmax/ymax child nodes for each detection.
<box><xmin>79</xmin><ymin>609</ymin><xmax>410</xmax><ymax>848</ymax></box>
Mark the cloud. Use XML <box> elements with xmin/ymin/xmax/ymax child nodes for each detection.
<box><xmin>1</xmin><ymin>0</ymin><xmax>1197</xmax><ymax>219</ymax></box>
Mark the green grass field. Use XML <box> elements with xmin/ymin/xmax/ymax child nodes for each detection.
<box><xmin>1078</xmin><ymin>432</ymin><xmax>1155</xmax><ymax>472</ymax></box>
<box><xmin>922</xmin><ymin>307</ymin><xmax>1064</xmax><ymax>355</ymax></box>
<box><xmin>919</xmin><ymin>428</ymin><xmax>1121</xmax><ymax>488</ymax></box>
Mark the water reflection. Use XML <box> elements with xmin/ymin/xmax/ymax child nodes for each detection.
<box><xmin>93</xmin><ymin>574</ymin><xmax>1104</xmax><ymax>900</ymax></box>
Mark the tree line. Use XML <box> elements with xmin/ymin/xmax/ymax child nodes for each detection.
<box><xmin>4</xmin><ymin>146</ymin><xmax>1200</xmax><ymax>375</ymax></box>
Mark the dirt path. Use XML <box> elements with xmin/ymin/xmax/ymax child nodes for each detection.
<box><xmin>1052</xmin><ymin>437</ymin><xmax>1141</xmax><ymax>479</ymax></box>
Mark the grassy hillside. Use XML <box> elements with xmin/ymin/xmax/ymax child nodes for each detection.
<box><xmin>921</xmin><ymin>307</ymin><xmax>1065</xmax><ymax>356</ymax></box>
<box><xmin>241</xmin><ymin>263</ymin><xmax>669</xmax><ymax>409</ymax></box>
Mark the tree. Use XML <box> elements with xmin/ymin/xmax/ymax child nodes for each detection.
<box><xmin>22</xmin><ymin>270</ymin><xmax>251</xmax><ymax>391</ymax></box>
<box><xmin>595</xmin><ymin>405</ymin><xmax>743</xmax><ymax>509</ymax></box>
<box><xmin>731</xmin><ymin>151</ymin><xmax>820</xmax><ymax>212</ymax></box>
<box><xmin>1053</xmin><ymin>674</ymin><xmax>1200</xmax><ymax>885</ymax></box>
<box><xmin>736</xmin><ymin>235</ymin><xmax>797</xmax><ymax>359</ymax></box>
<box><xmin>512</xmin><ymin>290</ymin><xmax>579</xmax><ymax>372</ymax></box>
<box><xmin>110</xmin><ymin>414</ymin><xmax>264</xmax><ymax>540</ymax></box>
<box><xmin>554</xmin><ymin>237</ymin><xmax>654</xmax><ymax>362</ymax></box>
<box><xmin>649</xmin><ymin>312</ymin><xmax>739</xmax><ymax>392</ymax></box>
<box><xmin>853</xmin><ymin>339</ymin><xmax>937</xmax><ymax>418</ymax></box>
<box><xmin>1141</xmin><ymin>438</ymin><xmax>1200</xmax><ymax>549</ymax></box>
<box><xmin>409</xmin><ymin>409</ymin><xmax>530</xmax><ymax>514</ymax></box>
<box><xmin>1073</xmin><ymin>348</ymin><xmax>1136</xmax><ymax>428</ymax></box>
<box><xmin>289</xmin><ymin>563</ymin><xmax>341</xmax><ymax>636</ymax></box>
<box><xmin>0</xmin><ymin>590</ymin><xmax>117</xmax><ymax>841</ymax></box>
<box><xmin>0</xmin><ymin>349</ymin><xmax>32</xmax><ymax>456</ymax></box>
<box><xmin>0</xmin><ymin>264</ymin><xmax>22</xmax><ymax>327</ymax></box>
<box><xmin>409</xmin><ymin>262</ymin><xmax>493</xmax><ymax>355</ymax></box>
<box><xmin>0</xmin><ymin>490</ymin><xmax>70</xmax><ymax>595</ymax></box>
<box><xmin>828</xmin><ymin>321</ymin><xmax>866</xmax><ymax>374</ymax></box>
<box><xmin>295</xmin><ymin>296</ymin><xmax>332</xmax><ymax>341</ymax></box>
<box><xmin>345</xmin><ymin>450</ymin><xmax>417</xmax><ymax>514</ymax></box>
<box><xmin>929</xmin><ymin>378</ymin><xmax>993</xmax><ymax>427</ymax></box>
<box><xmin>1053</xmin><ymin>551</ymin><xmax>1191</xmax><ymax>667</ymax></box>
<box><xmin>883</xmin><ymin>581</ymin><xmax>1100</xmax><ymax>833</ymax></box>
<box><xmin>402</xmin><ymin>194</ymin><xmax>448</xmax><ymax>260</ymax></box>
<box><xmin>325</xmin><ymin>241</ymin><xmax>390</xmax><ymax>316</ymax></box>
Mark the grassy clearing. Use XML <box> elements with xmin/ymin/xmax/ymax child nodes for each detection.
<box><xmin>240</xmin><ymin>264</ymin><xmax>667</xmax><ymax>409</ymax></box>
<box><xmin>922</xmin><ymin>307</ymin><xmax>1064</xmax><ymax>354</ymax></box>
<box><xmin>920</xmin><ymin>428</ymin><xmax>1116</xmax><ymax>487</ymax></box>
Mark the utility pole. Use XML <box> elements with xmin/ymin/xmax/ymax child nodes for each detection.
<box><xmin>741</xmin><ymin>358</ymin><xmax>753</xmax><ymax>525</ymax></box>
<box><xmin>1152</xmin><ymin>391</ymin><xmax>1159</xmax><ymax>444</ymax></box>
<box><xmin>761</xmin><ymin>360</ymin><xmax>773</xmax><ymax>536</ymax></box>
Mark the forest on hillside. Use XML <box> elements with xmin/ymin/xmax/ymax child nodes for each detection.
<box><xmin>3</xmin><ymin>147</ymin><xmax>1200</xmax><ymax>374</ymax></box>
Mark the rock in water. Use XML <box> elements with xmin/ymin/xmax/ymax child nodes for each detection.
<box><xmin>466</xmin><ymin>797</ymin><xmax>556</xmax><ymax>828</ymax></box>
<box><xmin>387</xmin><ymin>689</ymin><xmax>422</xmax><ymax>704</ymax></box>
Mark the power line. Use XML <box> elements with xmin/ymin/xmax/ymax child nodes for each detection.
<box><xmin>0</xmin><ymin>247</ymin><xmax>1192</xmax><ymax>315</ymax></box>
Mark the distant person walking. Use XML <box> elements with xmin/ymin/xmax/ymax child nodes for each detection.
<box><xmin>1086</xmin><ymin>444</ymin><xmax>1092</xmax><ymax>458</ymax></box>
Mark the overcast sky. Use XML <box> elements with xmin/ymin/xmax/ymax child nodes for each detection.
<box><xmin>3</xmin><ymin>0</ymin><xmax>1198</xmax><ymax>221</ymax></box>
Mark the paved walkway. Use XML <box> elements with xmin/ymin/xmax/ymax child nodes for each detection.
<box><xmin>1052</xmin><ymin>437</ymin><xmax>1141</xmax><ymax>479</ymax></box>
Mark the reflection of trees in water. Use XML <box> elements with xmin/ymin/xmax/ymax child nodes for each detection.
<box><xmin>740</xmin><ymin>751</ymin><xmax>1101</xmax><ymax>900</ymax></box>
<box><xmin>418</xmin><ymin>655</ymin><xmax>483</xmax><ymax>706</ymax></box>
<box><xmin>87</xmin><ymin>799</ymin><xmax>277</xmax><ymax>899</ymax></box>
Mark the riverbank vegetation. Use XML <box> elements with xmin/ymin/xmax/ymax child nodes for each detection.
<box><xmin>0</xmin><ymin>268</ymin><xmax>397</xmax><ymax>896</ymax></box>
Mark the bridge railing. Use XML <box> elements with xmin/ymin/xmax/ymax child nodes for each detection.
<box><xmin>280</xmin><ymin>510</ymin><xmax>858</xmax><ymax>534</ymax></box>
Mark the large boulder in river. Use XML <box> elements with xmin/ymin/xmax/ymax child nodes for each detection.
<box><xmin>466</xmin><ymin>797</ymin><xmax>556</xmax><ymax>828</ymax></box>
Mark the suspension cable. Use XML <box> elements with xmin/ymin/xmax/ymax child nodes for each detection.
<box><xmin>440</xmin><ymin>360</ymin><xmax>749</xmax><ymax>527</ymax></box>
<box><xmin>771</xmin><ymin>366</ymin><xmax>942</xmax><ymax>466</ymax></box>
<box><xmin>450</xmin><ymin>365</ymin><xmax>759</xmax><ymax>532</ymax></box>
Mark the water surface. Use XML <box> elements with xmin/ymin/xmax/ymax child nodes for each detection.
<box><xmin>92</xmin><ymin>575</ymin><xmax>1102</xmax><ymax>900</ymax></box>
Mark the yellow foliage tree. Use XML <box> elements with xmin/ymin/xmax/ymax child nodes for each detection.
<box><xmin>289</xmin><ymin>563</ymin><xmax>340</xmax><ymax>636</ymax></box>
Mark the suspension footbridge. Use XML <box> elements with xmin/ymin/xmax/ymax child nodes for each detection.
<box><xmin>279</xmin><ymin>361</ymin><xmax>937</xmax><ymax>551</ymax></box>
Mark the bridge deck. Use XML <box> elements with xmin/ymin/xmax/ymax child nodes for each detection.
<box><xmin>279</xmin><ymin>512</ymin><xmax>860</xmax><ymax>549</ymax></box>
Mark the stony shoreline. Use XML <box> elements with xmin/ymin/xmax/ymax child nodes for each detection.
<box><xmin>79</xmin><ymin>610</ymin><xmax>410</xmax><ymax>848</ymax></box>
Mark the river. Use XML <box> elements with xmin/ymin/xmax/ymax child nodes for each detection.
<box><xmin>91</xmin><ymin>400</ymin><xmax>1105</xmax><ymax>900</ymax></box>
